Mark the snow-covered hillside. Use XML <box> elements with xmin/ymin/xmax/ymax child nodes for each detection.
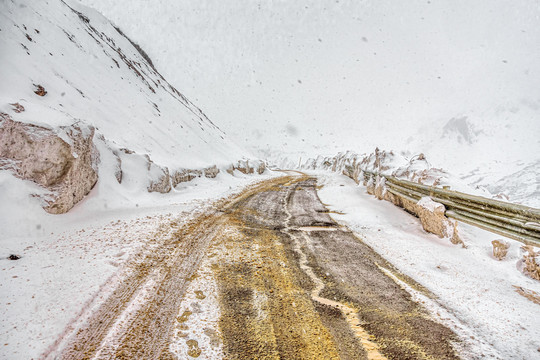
<box><xmin>0</xmin><ymin>0</ymin><xmax>265</xmax><ymax>219</ymax></box>
<box><xmin>0</xmin><ymin>0</ymin><xmax>246</xmax><ymax>167</ymax></box>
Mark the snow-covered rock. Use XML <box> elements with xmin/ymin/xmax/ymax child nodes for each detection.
<box><xmin>0</xmin><ymin>113</ymin><xmax>98</xmax><ymax>213</ymax></box>
<box><xmin>416</xmin><ymin>197</ymin><xmax>462</xmax><ymax>246</ymax></box>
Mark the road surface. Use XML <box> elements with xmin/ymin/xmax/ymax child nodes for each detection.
<box><xmin>51</xmin><ymin>175</ymin><xmax>459</xmax><ymax>359</ymax></box>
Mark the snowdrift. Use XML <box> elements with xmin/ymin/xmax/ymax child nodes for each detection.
<box><xmin>0</xmin><ymin>0</ymin><xmax>263</xmax><ymax>214</ymax></box>
<box><xmin>280</xmin><ymin>147</ymin><xmax>539</xmax><ymax>208</ymax></box>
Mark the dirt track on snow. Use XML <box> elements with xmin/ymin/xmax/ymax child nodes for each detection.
<box><xmin>49</xmin><ymin>175</ymin><xmax>460</xmax><ymax>359</ymax></box>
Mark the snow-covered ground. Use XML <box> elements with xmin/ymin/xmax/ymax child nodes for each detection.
<box><xmin>0</xmin><ymin>170</ymin><xmax>278</xmax><ymax>360</ymax></box>
<box><xmin>314</xmin><ymin>171</ymin><xmax>540</xmax><ymax>359</ymax></box>
<box><xmin>0</xmin><ymin>2</ymin><xmax>273</xmax><ymax>358</ymax></box>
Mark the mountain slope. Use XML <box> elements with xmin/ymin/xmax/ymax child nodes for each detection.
<box><xmin>0</xmin><ymin>0</ymin><xmax>259</xmax><ymax>215</ymax></box>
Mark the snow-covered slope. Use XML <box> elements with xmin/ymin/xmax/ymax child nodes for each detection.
<box><xmin>0</xmin><ymin>0</ymin><xmax>246</xmax><ymax>168</ymax></box>
<box><xmin>403</xmin><ymin>105</ymin><xmax>540</xmax><ymax>205</ymax></box>
<box><xmin>0</xmin><ymin>3</ymin><xmax>269</xmax><ymax>356</ymax></box>
<box><xmin>0</xmin><ymin>0</ymin><xmax>265</xmax><ymax>217</ymax></box>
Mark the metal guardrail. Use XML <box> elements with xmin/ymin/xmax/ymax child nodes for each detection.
<box><xmin>362</xmin><ymin>170</ymin><xmax>540</xmax><ymax>246</ymax></box>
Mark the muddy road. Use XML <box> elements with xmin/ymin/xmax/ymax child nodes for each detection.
<box><xmin>51</xmin><ymin>175</ymin><xmax>460</xmax><ymax>359</ymax></box>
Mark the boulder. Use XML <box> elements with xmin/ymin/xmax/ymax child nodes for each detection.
<box><xmin>147</xmin><ymin>165</ymin><xmax>171</xmax><ymax>193</ymax></box>
<box><xmin>374</xmin><ymin>176</ymin><xmax>386</xmax><ymax>200</ymax></box>
<box><xmin>416</xmin><ymin>197</ymin><xmax>464</xmax><ymax>246</ymax></box>
<box><xmin>171</xmin><ymin>168</ymin><xmax>202</xmax><ymax>187</ymax></box>
<box><xmin>492</xmin><ymin>239</ymin><xmax>510</xmax><ymax>260</ymax></box>
<box><xmin>235</xmin><ymin>160</ymin><xmax>254</xmax><ymax>174</ymax></box>
<box><xmin>256</xmin><ymin>160</ymin><xmax>266</xmax><ymax>174</ymax></box>
<box><xmin>204</xmin><ymin>165</ymin><xmax>219</xmax><ymax>178</ymax></box>
<box><xmin>521</xmin><ymin>245</ymin><xmax>540</xmax><ymax>280</ymax></box>
<box><xmin>0</xmin><ymin>113</ymin><xmax>98</xmax><ymax>214</ymax></box>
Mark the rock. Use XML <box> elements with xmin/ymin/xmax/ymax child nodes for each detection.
<box><xmin>235</xmin><ymin>160</ymin><xmax>254</xmax><ymax>174</ymax></box>
<box><xmin>449</xmin><ymin>222</ymin><xmax>463</xmax><ymax>246</ymax></box>
<box><xmin>416</xmin><ymin>197</ymin><xmax>447</xmax><ymax>237</ymax></box>
<box><xmin>8</xmin><ymin>254</ymin><xmax>21</xmax><ymax>260</ymax></box>
<box><xmin>225</xmin><ymin>160</ymin><xmax>265</xmax><ymax>176</ymax></box>
<box><xmin>33</xmin><ymin>84</ymin><xmax>47</xmax><ymax>96</ymax></box>
<box><xmin>256</xmin><ymin>160</ymin><xmax>266</xmax><ymax>174</ymax></box>
<box><xmin>9</xmin><ymin>103</ymin><xmax>25</xmax><ymax>113</ymax></box>
<box><xmin>204</xmin><ymin>165</ymin><xmax>219</xmax><ymax>178</ymax></box>
<box><xmin>366</xmin><ymin>178</ymin><xmax>375</xmax><ymax>195</ymax></box>
<box><xmin>342</xmin><ymin>164</ymin><xmax>354</xmax><ymax>179</ymax></box>
<box><xmin>373</xmin><ymin>176</ymin><xmax>386</xmax><ymax>200</ymax></box>
<box><xmin>147</xmin><ymin>161</ymin><xmax>171</xmax><ymax>193</ymax></box>
<box><xmin>113</xmin><ymin>153</ymin><xmax>123</xmax><ymax>184</ymax></box>
<box><xmin>99</xmin><ymin>135</ymin><xmax>122</xmax><ymax>184</ymax></box>
<box><xmin>416</xmin><ymin>197</ymin><xmax>464</xmax><ymax>246</ymax></box>
<box><xmin>521</xmin><ymin>245</ymin><xmax>540</xmax><ymax>280</ymax></box>
<box><xmin>492</xmin><ymin>239</ymin><xmax>510</xmax><ymax>260</ymax></box>
<box><xmin>171</xmin><ymin>168</ymin><xmax>202</xmax><ymax>187</ymax></box>
<box><xmin>0</xmin><ymin>113</ymin><xmax>98</xmax><ymax>214</ymax></box>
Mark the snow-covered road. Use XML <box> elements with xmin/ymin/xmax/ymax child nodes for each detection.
<box><xmin>2</xmin><ymin>172</ymin><xmax>539</xmax><ymax>359</ymax></box>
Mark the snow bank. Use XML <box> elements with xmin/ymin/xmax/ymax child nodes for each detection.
<box><xmin>289</xmin><ymin>148</ymin><xmax>538</xmax><ymax>207</ymax></box>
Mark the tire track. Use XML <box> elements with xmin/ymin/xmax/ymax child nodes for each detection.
<box><xmin>46</xmin><ymin>177</ymin><xmax>294</xmax><ymax>360</ymax></box>
<box><xmin>281</xmin><ymin>182</ymin><xmax>387</xmax><ymax>360</ymax></box>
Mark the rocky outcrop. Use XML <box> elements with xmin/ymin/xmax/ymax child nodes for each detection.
<box><xmin>171</xmin><ymin>169</ymin><xmax>202</xmax><ymax>187</ymax></box>
<box><xmin>301</xmin><ymin>149</ymin><xmax>447</xmax><ymax>188</ymax></box>
<box><xmin>147</xmin><ymin>165</ymin><xmax>171</xmax><ymax>193</ymax></box>
<box><xmin>235</xmin><ymin>160</ymin><xmax>254</xmax><ymax>174</ymax></box>
<box><xmin>0</xmin><ymin>113</ymin><xmax>98</xmax><ymax>214</ymax></box>
<box><xmin>256</xmin><ymin>161</ymin><xmax>266</xmax><ymax>175</ymax></box>
<box><xmin>225</xmin><ymin>160</ymin><xmax>266</xmax><ymax>175</ymax></box>
<box><xmin>113</xmin><ymin>153</ymin><xmax>123</xmax><ymax>184</ymax></box>
<box><xmin>1</xmin><ymin>113</ymin><xmax>267</xmax><ymax>211</ymax></box>
<box><xmin>203</xmin><ymin>165</ymin><xmax>219</xmax><ymax>178</ymax></box>
<box><xmin>170</xmin><ymin>160</ymin><xmax>264</xmax><ymax>189</ymax></box>
<box><xmin>143</xmin><ymin>154</ymin><xmax>171</xmax><ymax>193</ymax></box>
<box><xmin>373</xmin><ymin>176</ymin><xmax>386</xmax><ymax>200</ymax></box>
